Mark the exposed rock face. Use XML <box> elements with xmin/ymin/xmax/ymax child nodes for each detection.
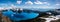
<box><xmin>0</xmin><ymin>12</ymin><xmax>2</xmax><ymax>22</ymax></box>
<box><xmin>50</xmin><ymin>19</ymin><xmax>60</xmax><ymax>22</ymax></box>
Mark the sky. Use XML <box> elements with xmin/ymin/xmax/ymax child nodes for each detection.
<box><xmin>0</xmin><ymin>0</ymin><xmax>60</xmax><ymax>10</ymax></box>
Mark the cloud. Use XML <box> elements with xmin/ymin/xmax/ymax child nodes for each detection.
<box><xmin>56</xmin><ymin>3</ymin><xmax>60</xmax><ymax>5</ymax></box>
<box><xmin>17</xmin><ymin>1</ymin><xmax>22</xmax><ymax>4</ymax></box>
<box><xmin>41</xmin><ymin>6</ymin><xmax>49</xmax><ymax>9</ymax></box>
<box><xmin>34</xmin><ymin>1</ymin><xmax>43</xmax><ymax>4</ymax></box>
<box><xmin>43</xmin><ymin>2</ymin><xmax>48</xmax><ymax>4</ymax></box>
<box><xmin>25</xmin><ymin>1</ymin><xmax>33</xmax><ymax>5</ymax></box>
<box><xmin>43</xmin><ymin>2</ymin><xmax>50</xmax><ymax>5</ymax></box>
<box><xmin>11</xmin><ymin>4</ymin><xmax>14</xmax><ymax>6</ymax></box>
<box><xmin>34</xmin><ymin>1</ymin><xmax>50</xmax><ymax>5</ymax></box>
<box><xmin>11</xmin><ymin>4</ymin><xmax>16</xmax><ymax>8</ymax></box>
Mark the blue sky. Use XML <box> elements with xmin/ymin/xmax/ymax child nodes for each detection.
<box><xmin>0</xmin><ymin>0</ymin><xmax>60</xmax><ymax>10</ymax></box>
